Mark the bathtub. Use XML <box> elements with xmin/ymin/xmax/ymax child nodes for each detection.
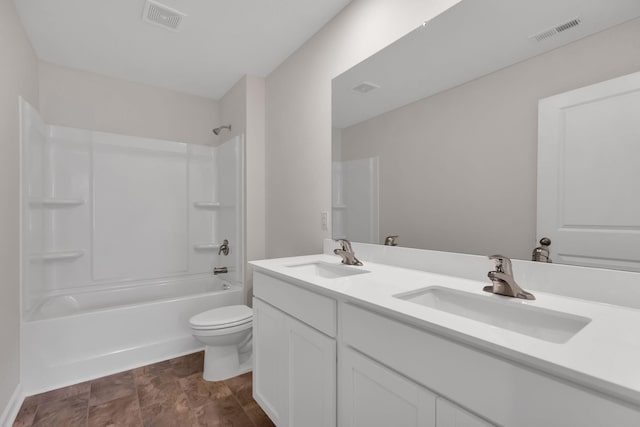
<box><xmin>21</xmin><ymin>276</ymin><xmax>243</xmax><ymax>394</ymax></box>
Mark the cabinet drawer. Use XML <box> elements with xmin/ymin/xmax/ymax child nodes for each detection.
<box><xmin>254</xmin><ymin>272</ymin><xmax>336</xmax><ymax>337</ymax></box>
<box><xmin>342</xmin><ymin>303</ymin><xmax>640</xmax><ymax>427</ymax></box>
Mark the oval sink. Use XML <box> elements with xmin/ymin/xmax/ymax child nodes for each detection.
<box><xmin>286</xmin><ymin>261</ymin><xmax>370</xmax><ymax>279</ymax></box>
<box><xmin>394</xmin><ymin>286</ymin><xmax>590</xmax><ymax>344</ymax></box>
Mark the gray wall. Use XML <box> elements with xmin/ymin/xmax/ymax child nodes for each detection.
<box><xmin>39</xmin><ymin>61</ymin><xmax>219</xmax><ymax>145</ymax></box>
<box><xmin>0</xmin><ymin>0</ymin><xmax>39</xmax><ymax>415</ymax></box>
<box><xmin>340</xmin><ymin>18</ymin><xmax>640</xmax><ymax>259</ymax></box>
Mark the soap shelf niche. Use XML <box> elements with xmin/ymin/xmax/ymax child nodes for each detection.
<box><xmin>193</xmin><ymin>244</ymin><xmax>221</xmax><ymax>251</ymax></box>
<box><xmin>29</xmin><ymin>198</ymin><xmax>85</xmax><ymax>208</ymax></box>
<box><xmin>193</xmin><ymin>201</ymin><xmax>221</xmax><ymax>209</ymax></box>
<box><xmin>30</xmin><ymin>250</ymin><xmax>84</xmax><ymax>262</ymax></box>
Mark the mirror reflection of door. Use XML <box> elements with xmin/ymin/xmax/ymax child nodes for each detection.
<box><xmin>538</xmin><ymin>71</ymin><xmax>640</xmax><ymax>271</ymax></box>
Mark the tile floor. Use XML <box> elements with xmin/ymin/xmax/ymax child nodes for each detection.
<box><xmin>13</xmin><ymin>352</ymin><xmax>275</xmax><ymax>427</ymax></box>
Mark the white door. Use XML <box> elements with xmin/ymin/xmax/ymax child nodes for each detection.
<box><xmin>339</xmin><ymin>347</ymin><xmax>436</xmax><ymax>427</ymax></box>
<box><xmin>538</xmin><ymin>71</ymin><xmax>640</xmax><ymax>271</ymax></box>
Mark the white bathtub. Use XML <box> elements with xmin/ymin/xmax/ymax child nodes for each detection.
<box><xmin>21</xmin><ymin>276</ymin><xmax>243</xmax><ymax>394</ymax></box>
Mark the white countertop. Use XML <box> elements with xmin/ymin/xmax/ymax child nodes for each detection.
<box><xmin>250</xmin><ymin>252</ymin><xmax>640</xmax><ymax>407</ymax></box>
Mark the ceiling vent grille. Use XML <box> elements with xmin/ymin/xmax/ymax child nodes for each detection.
<box><xmin>531</xmin><ymin>17</ymin><xmax>582</xmax><ymax>42</ymax></box>
<box><xmin>352</xmin><ymin>82</ymin><xmax>380</xmax><ymax>94</ymax></box>
<box><xmin>142</xmin><ymin>0</ymin><xmax>186</xmax><ymax>31</ymax></box>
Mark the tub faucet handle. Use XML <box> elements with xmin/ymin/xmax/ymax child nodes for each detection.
<box><xmin>218</xmin><ymin>239</ymin><xmax>229</xmax><ymax>256</ymax></box>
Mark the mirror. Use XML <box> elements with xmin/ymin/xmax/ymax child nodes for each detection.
<box><xmin>332</xmin><ymin>0</ymin><xmax>640</xmax><ymax>270</ymax></box>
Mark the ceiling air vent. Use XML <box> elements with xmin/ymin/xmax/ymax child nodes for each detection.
<box><xmin>531</xmin><ymin>17</ymin><xmax>582</xmax><ymax>42</ymax></box>
<box><xmin>352</xmin><ymin>82</ymin><xmax>380</xmax><ymax>94</ymax></box>
<box><xmin>142</xmin><ymin>0</ymin><xmax>186</xmax><ymax>31</ymax></box>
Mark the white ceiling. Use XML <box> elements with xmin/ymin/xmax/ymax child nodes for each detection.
<box><xmin>14</xmin><ymin>0</ymin><xmax>351</xmax><ymax>99</ymax></box>
<box><xmin>333</xmin><ymin>0</ymin><xmax>640</xmax><ymax>128</ymax></box>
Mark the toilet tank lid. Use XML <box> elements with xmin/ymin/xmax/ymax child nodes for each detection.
<box><xmin>189</xmin><ymin>305</ymin><xmax>253</xmax><ymax>328</ymax></box>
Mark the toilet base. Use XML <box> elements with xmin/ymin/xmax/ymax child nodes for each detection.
<box><xmin>202</xmin><ymin>344</ymin><xmax>252</xmax><ymax>381</ymax></box>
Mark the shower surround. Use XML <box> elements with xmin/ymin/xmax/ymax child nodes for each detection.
<box><xmin>19</xmin><ymin>99</ymin><xmax>244</xmax><ymax>393</ymax></box>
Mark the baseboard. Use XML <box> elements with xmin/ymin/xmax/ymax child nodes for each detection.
<box><xmin>0</xmin><ymin>383</ymin><xmax>24</xmax><ymax>427</ymax></box>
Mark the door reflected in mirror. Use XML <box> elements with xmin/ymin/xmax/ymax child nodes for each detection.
<box><xmin>331</xmin><ymin>0</ymin><xmax>640</xmax><ymax>271</ymax></box>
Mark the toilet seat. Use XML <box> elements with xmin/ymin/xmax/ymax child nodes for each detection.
<box><xmin>189</xmin><ymin>305</ymin><xmax>253</xmax><ymax>330</ymax></box>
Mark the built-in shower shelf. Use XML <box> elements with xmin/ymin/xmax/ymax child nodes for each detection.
<box><xmin>193</xmin><ymin>201</ymin><xmax>221</xmax><ymax>209</ymax></box>
<box><xmin>31</xmin><ymin>250</ymin><xmax>85</xmax><ymax>262</ymax></box>
<box><xmin>193</xmin><ymin>244</ymin><xmax>221</xmax><ymax>251</ymax></box>
<box><xmin>333</xmin><ymin>204</ymin><xmax>347</xmax><ymax>209</ymax></box>
<box><xmin>29</xmin><ymin>198</ymin><xmax>85</xmax><ymax>208</ymax></box>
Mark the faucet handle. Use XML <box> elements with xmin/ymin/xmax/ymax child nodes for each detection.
<box><xmin>488</xmin><ymin>254</ymin><xmax>512</xmax><ymax>274</ymax></box>
<box><xmin>218</xmin><ymin>239</ymin><xmax>230</xmax><ymax>256</ymax></box>
<box><xmin>335</xmin><ymin>238</ymin><xmax>352</xmax><ymax>252</ymax></box>
<box><xmin>384</xmin><ymin>235</ymin><xmax>399</xmax><ymax>246</ymax></box>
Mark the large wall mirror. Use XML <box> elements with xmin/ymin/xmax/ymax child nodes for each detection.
<box><xmin>332</xmin><ymin>0</ymin><xmax>640</xmax><ymax>270</ymax></box>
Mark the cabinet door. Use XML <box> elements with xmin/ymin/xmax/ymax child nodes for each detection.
<box><xmin>253</xmin><ymin>298</ymin><xmax>287</xmax><ymax>425</ymax></box>
<box><xmin>340</xmin><ymin>347</ymin><xmax>436</xmax><ymax>427</ymax></box>
<box><xmin>436</xmin><ymin>398</ymin><xmax>493</xmax><ymax>427</ymax></box>
<box><xmin>286</xmin><ymin>315</ymin><xmax>336</xmax><ymax>427</ymax></box>
<box><xmin>254</xmin><ymin>297</ymin><xmax>337</xmax><ymax>427</ymax></box>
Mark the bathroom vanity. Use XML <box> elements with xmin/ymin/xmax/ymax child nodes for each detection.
<box><xmin>250</xmin><ymin>241</ymin><xmax>640</xmax><ymax>427</ymax></box>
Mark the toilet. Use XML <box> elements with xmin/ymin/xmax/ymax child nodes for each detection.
<box><xmin>189</xmin><ymin>305</ymin><xmax>253</xmax><ymax>381</ymax></box>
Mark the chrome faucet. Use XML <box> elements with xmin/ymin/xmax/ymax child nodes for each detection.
<box><xmin>334</xmin><ymin>239</ymin><xmax>363</xmax><ymax>266</ymax></box>
<box><xmin>531</xmin><ymin>237</ymin><xmax>552</xmax><ymax>263</ymax></box>
<box><xmin>484</xmin><ymin>255</ymin><xmax>535</xmax><ymax>300</ymax></box>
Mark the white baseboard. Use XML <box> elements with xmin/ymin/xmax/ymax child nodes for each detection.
<box><xmin>0</xmin><ymin>383</ymin><xmax>24</xmax><ymax>427</ymax></box>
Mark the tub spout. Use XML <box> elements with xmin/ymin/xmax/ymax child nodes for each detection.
<box><xmin>213</xmin><ymin>267</ymin><xmax>228</xmax><ymax>275</ymax></box>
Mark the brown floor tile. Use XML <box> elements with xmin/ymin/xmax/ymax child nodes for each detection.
<box><xmin>89</xmin><ymin>371</ymin><xmax>137</xmax><ymax>407</ymax></box>
<box><xmin>135</xmin><ymin>367</ymin><xmax>182</xmax><ymax>408</ymax></box>
<box><xmin>13</xmin><ymin>352</ymin><xmax>272</xmax><ymax>427</ymax></box>
<box><xmin>30</xmin><ymin>381</ymin><xmax>91</xmax><ymax>405</ymax></box>
<box><xmin>139</xmin><ymin>391</ymin><xmax>197</xmax><ymax>427</ymax></box>
<box><xmin>241</xmin><ymin>400</ymin><xmax>275</xmax><ymax>427</ymax></box>
<box><xmin>88</xmin><ymin>395</ymin><xmax>143</xmax><ymax>427</ymax></box>
<box><xmin>194</xmin><ymin>395</ymin><xmax>254</xmax><ymax>427</ymax></box>
<box><xmin>31</xmin><ymin>394</ymin><xmax>88</xmax><ymax>427</ymax></box>
<box><xmin>12</xmin><ymin>397</ymin><xmax>38</xmax><ymax>427</ymax></box>
<box><xmin>223</xmin><ymin>372</ymin><xmax>253</xmax><ymax>406</ymax></box>
<box><xmin>170</xmin><ymin>351</ymin><xmax>204</xmax><ymax>378</ymax></box>
<box><xmin>178</xmin><ymin>373</ymin><xmax>233</xmax><ymax>410</ymax></box>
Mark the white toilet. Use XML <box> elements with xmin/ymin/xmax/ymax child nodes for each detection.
<box><xmin>189</xmin><ymin>304</ymin><xmax>253</xmax><ymax>381</ymax></box>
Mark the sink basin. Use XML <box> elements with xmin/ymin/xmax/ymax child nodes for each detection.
<box><xmin>394</xmin><ymin>286</ymin><xmax>590</xmax><ymax>343</ymax></box>
<box><xmin>286</xmin><ymin>261</ymin><xmax>369</xmax><ymax>279</ymax></box>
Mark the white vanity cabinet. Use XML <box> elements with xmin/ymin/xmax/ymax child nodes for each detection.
<box><xmin>340</xmin><ymin>346</ymin><xmax>491</xmax><ymax>427</ymax></box>
<box><xmin>340</xmin><ymin>346</ymin><xmax>437</xmax><ymax>427</ymax></box>
<box><xmin>341</xmin><ymin>303</ymin><xmax>640</xmax><ymax>427</ymax></box>
<box><xmin>253</xmin><ymin>272</ymin><xmax>337</xmax><ymax>427</ymax></box>
<box><xmin>252</xmin><ymin>263</ymin><xmax>640</xmax><ymax>427</ymax></box>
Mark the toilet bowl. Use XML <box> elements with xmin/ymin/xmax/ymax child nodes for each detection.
<box><xmin>189</xmin><ymin>304</ymin><xmax>253</xmax><ymax>381</ymax></box>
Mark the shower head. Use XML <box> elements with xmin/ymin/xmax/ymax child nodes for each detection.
<box><xmin>213</xmin><ymin>125</ymin><xmax>232</xmax><ymax>135</ymax></box>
